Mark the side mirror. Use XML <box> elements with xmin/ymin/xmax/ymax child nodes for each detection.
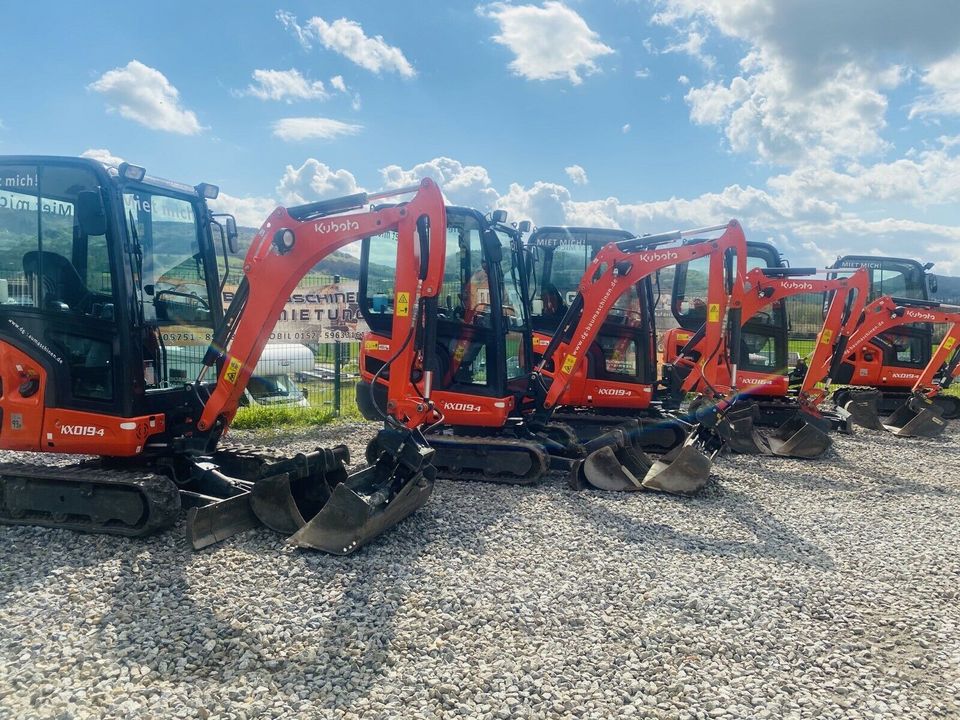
<box><xmin>77</xmin><ymin>191</ymin><xmax>107</xmax><ymax>236</ymax></box>
<box><xmin>491</xmin><ymin>209</ymin><xmax>507</xmax><ymax>224</ymax></box>
<box><xmin>518</xmin><ymin>220</ymin><xmax>532</xmax><ymax>233</ymax></box>
<box><xmin>225</xmin><ymin>216</ymin><xmax>239</xmax><ymax>253</ymax></box>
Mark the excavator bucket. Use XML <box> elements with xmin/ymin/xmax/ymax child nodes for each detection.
<box><xmin>574</xmin><ymin>420</ymin><xmax>713</xmax><ymax>495</ymax></box>
<box><xmin>764</xmin><ymin>411</ymin><xmax>832</xmax><ymax>458</ymax></box>
<box><xmin>841</xmin><ymin>388</ymin><xmax>886</xmax><ymax>431</ymax></box>
<box><xmin>716</xmin><ymin>402</ymin><xmax>773</xmax><ymax>455</ymax></box>
<box><xmin>576</xmin><ymin>422</ymin><xmax>654</xmax><ymax>491</ymax></box>
<box><xmin>641</xmin><ymin>435</ymin><xmax>713</xmax><ymax>495</ymax></box>
<box><xmin>881</xmin><ymin>394</ymin><xmax>948</xmax><ymax>438</ymax></box>
<box><xmin>289</xmin><ymin>426</ymin><xmax>435</xmax><ymax>554</ymax></box>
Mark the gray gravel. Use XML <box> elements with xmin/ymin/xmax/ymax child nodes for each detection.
<box><xmin>2</xmin><ymin>419</ymin><xmax>959</xmax><ymax>719</ymax></box>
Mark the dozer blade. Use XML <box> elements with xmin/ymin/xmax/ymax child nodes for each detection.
<box><xmin>574</xmin><ymin>424</ymin><xmax>654</xmax><ymax>492</ymax></box>
<box><xmin>185</xmin><ymin>493</ymin><xmax>260</xmax><ymax>550</ymax></box>
<box><xmin>641</xmin><ymin>441</ymin><xmax>712</xmax><ymax>495</ymax></box>
<box><xmin>842</xmin><ymin>389</ymin><xmax>885</xmax><ymax>431</ymax></box>
<box><xmin>716</xmin><ymin>403</ymin><xmax>773</xmax><ymax>455</ymax></box>
<box><xmin>289</xmin><ymin>427</ymin><xmax>436</xmax><ymax>555</ymax></box>
<box><xmin>882</xmin><ymin>395</ymin><xmax>948</xmax><ymax>438</ymax></box>
<box><xmin>765</xmin><ymin>412</ymin><xmax>832</xmax><ymax>458</ymax></box>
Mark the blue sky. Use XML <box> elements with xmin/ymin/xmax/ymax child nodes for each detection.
<box><xmin>2</xmin><ymin>1</ymin><xmax>959</xmax><ymax>269</ymax></box>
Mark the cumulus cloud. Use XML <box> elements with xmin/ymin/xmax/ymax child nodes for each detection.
<box><xmin>478</xmin><ymin>2</ymin><xmax>614</xmax><ymax>85</ymax></box>
<box><xmin>380</xmin><ymin>157</ymin><xmax>500</xmax><ymax>209</ymax></box>
<box><xmin>239</xmin><ymin>69</ymin><xmax>328</xmax><ymax>102</ymax></box>
<box><xmin>910</xmin><ymin>51</ymin><xmax>960</xmax><ymax>118</ymax></box>
<box><xmin>622</xmin><ymin>123</ymin><xmax>631</xmax><ymax>133</ymax></box>
<box><xmin>272</xmin><ymin>117</ymin><xmax>363</xmax><ymax>142</ymax></box>
<box><xmin>564</xmin><ymin>164</ymin><xmax>588</xmax><ymax>185</ymax></box>
<box><xmin>276</xmin><ymin>159</ymin><xmax>363</xmax><ymax>205</ymax></box>
<box><xmin>88</xmin><ymin>60</ymin><xmax>203</xmax><ymax>135</ymax></box>
<box><xmin>80</xmin><ymin>148</ymin><xmax>125</xmax><ymax>167</ymax></box>
<box><xmin>209</xmin><ymin>193</ymin><xmax>278</xmax><ymax>228</ymax></box>
<box><xmin>276</xmin><ymin>10</ymin><xmax>415</xmax><ymax>77</ymax></box>
<box><xmin>653</xmin><ymin>0</ymin><xmax>960</xmax><ymax>165</ymax></box>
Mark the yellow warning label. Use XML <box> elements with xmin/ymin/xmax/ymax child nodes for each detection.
<box><xmin>364</xmin><ymin>340</ymin><xmax>379</xmax><ymax>351</ymax></box>
<box><xmin>820</xmin><ymin>329</ymin><xmax>834</xmax><ymax>344</ymax></box>
<box><xmin>677</xmin><ymin>333</ymin><xmax>691</xmax><ymax>341</ymax></box>
<box><xmin>453</xmin><ymin>345</ymin><xmax>465</xmax><ymax>361</ymax></box>
<box><xmin>708</xmin><ymin>303</ymin><xmax>720</xmax><ymax>322</ymax></box>
<box><xmin>224</xmin><ymin>357</ymin><xmax>242</xmax><ymax>384</ymax></box>
<box><xmin>946</xmin><ymin>337</ymin><xmax>956</xmax><ymax>350</ymax></box>
<box><xmin>561</xmin><ymin>354</ymin><xmax>577</xmax><ymax>374</ymax></box>
<box><xmin>396</xmin><ymin>292</ymin><xmax>410</xmax><ymax>317</ymax></box>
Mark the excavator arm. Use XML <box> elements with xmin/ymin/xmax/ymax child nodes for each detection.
<box><xmin>197</xmin><ymin>179</ymin><xmax>446</xmax><ymax>436</ymax></box>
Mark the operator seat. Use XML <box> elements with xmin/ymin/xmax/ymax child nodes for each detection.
<box><xmin>22</xmin><ymin>251</ymin><xmax>92</xmax><ymax>312</ymax></box>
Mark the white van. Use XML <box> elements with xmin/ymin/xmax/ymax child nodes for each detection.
<box><xmin>166</xmin><ymin>343</ymin><xmax>315</xmax><ymax>407</ymax></box>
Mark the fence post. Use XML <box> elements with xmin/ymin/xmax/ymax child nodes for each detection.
<box><xmin>333</xmin><ymin>339</ymin><xmax>342</xmax><ymax>417</ymax></box>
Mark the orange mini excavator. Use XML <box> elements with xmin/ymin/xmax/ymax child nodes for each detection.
<box><xmin>358</xmin><ymin>219</ymin><xmax>751</xmax><ymax>495</ymax></box>
<box><xmin>0</xmin><ymin>155</ymin><xmax>448</xmax><ymax>554</ymax></box>
<box><xmin>817</xmin><ymin>295</ymin><xmax>960</xmax><ymax>437</ymax></box>
<box><xmin>662</xmin><ymin>265</ymin><xmax>870</xmax><ymax>457</ymax></box>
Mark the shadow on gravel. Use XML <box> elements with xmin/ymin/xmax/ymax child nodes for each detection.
<box><xmin>563</xmin><ymin>485</ymin><xmax>834</xmax><ymax>569</ymax></box>
<box><xmin>82</xmin><ymin>483</ymin><xmax>523</xmax><ymax>711</ymax></box>
<box><xmin>760</xmin><ymin>454</ymin><xmax>958</xmax><ymax>499</ymax></box>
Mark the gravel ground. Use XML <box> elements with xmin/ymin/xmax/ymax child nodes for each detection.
<box><xmin>1</xmin><ymin>419</ymin><xmax>959</xmax><ymax>720</ymax></box>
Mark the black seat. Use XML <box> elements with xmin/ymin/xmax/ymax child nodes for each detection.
<box><xmin>22</xmin><ymin>251</ymin><xmax>92</xmax><ymax>312</ymax></box>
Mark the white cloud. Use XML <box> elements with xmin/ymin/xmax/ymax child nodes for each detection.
<box><xmin>330</xmin><ymin>75</ymin><xmax>347</xmax><ymax>93</ymax></box>
<box><xmin>652</xmin><ymin>0</ymin><xmax>960</xmax><ymax>165</ymax></box>
<box><xmin>380</xmin><ymin>157</ymin><xmax>500</xmax><ymax>209</ymax></box>
<box><xmin>910</xmin><ymin>52</ymin><xmax>960</xmax><ymax>118</ymax></box>
<box><xmin>88</xmin><ymin>60</ymin><xmax>203</xmax><ymax>135</ymax></box>
<box><xmin>276</xmin><ymin>159</ymin><xmax>363</xmax><ymax>205</ymax></box>
<box><xmin>497</xmin><ymin>181</ymin><xmax>572</xmax><ymax>225</ymax></box>
<box><xmin>564</xmin><ymin>164</ymin><xmax>588</xmax><ymax>185</ymax></box>
<box><xmin>239</xmin><ymin>69</ymin><xmax>328</xmax><ymax>102</ymax></box>
<box><xmin>272</xmin><ymin>117</ymin><xmax>363</xmax><ymax>142</ymax></box>
<box><xmin>635</xmin><ymin>68</ymin><xmax>651</xmax><ymax>79</ymax></box>
<box><xmin>80</xmin><ymin>148</ymin><xmax>125</xmax><ymax>167</ymax></box>
<box><xmin>277</xmin><ymin>10</ymin><xmax>415</xmax><ymax>77</ymax></box>
<box><xmin>478</xmin><ymin>2</ymin><xmax>614</xmax><ymax>85</ymax></box>
<box><xmin>209</xmin><ymin>193</ymin><xmax>277</xmax><ymax>228</ymax></box>
<box><xmin>663</xmin><ymin>30</ymin><xmax>715</xmax><ymax>69</ymax></box>
<box><xmin>678</xmin><ymin>75</ymin><xmax>690</xmax><ymax>85</ymax></box>
<box><xmin>622</xmin><ymin>123</ymin><xmax>631</xmax><ymax>133</ymax></box>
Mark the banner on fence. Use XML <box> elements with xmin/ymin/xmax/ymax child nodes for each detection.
<box><xmin>221</xmin><ymin>279</ymin><xmax>370</xmax><ymax>343</ymax></box>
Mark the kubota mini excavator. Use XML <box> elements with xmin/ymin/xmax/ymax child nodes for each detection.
<box><xmin>814</xmin><ymin>295</ymin><xmax>960</xmax><ymax>437</ymax></box>
<box><xmin>526</xmin><ymin>226</ymin><xmax>867</xmax><ymax>459</ymax></box>
<box><xmin>0</xmin><ymin>155</ymin><xmax>447</xmax><ymax>554</ymax></box>
<box><xmin>829</xmin><ymin>254</ymin><xmax>960</xmax><ymax>420</ymax></box>
<box><xmin>358</xmin><ymin>219</ymin><xmax>751</xmax><ymax>495</ymax></box>
<box><xmin>662</xmin><ymin>265</ymin><xmax>870</xmax><ymax>457</ymax></box>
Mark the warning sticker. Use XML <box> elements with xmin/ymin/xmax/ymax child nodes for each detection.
<box><xmin>708</xmin><ymin>303</ymin><xmax>720</xmax><ymax>322</ymax></box>
<box><xmin>820</xmin><ymin>329</ymin><xmax>834</xmax><ymax>345</ymax></box>
<box><xmin>561</xmin><ymin>354</ymin><xmax>577</xmax><ymax>374</ymax></box>
<box><xmin>396</xmin><ymin>292</ymin><xmax>410</xmax><ymax>317</ymax></box>
<box><xmin>224</xmin><ymin>357</ymin><xmax>242</xmax><ymax>384</ymax></box>
<box><xmin>946</xmin><ymin>337</ymin><xmax>956</xmax><ymax>350</ymax></box>
<box><xmin>364</xmin><ymin>340</ymin><xmax>379</xmax><ymax>350</ymax></box>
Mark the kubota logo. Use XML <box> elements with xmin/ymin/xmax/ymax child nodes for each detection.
<box><xmin>597</xmin><ymin>388</ymin><xmax>631</xmax><ymax>396</ymax></box>
<box><xmin>314</xmin><ymin>219</ymin><xmax>360</xmax><ymax>234</ymax></box>
<box><xmin>781</xmin><ymin>281</ymin><xmax>815</xmax><ymax>291</ymax></box>
<box><xmin>638</xmin><ymin>251</ymin><xmax>680</xmax><ymax>263</ymax></box>
<box><xmin>905</xmin><ymin>310</ymin><xmax>936</xmax><ymax>321</ymax></box>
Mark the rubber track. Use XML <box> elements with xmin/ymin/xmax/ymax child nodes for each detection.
<box><xmin>0</xmin><ymin>462</ymin><xmax>180</xmax><ymax>537</ymax></box>
<box><xmin>426</xmin><ymin>434</ymin><xmax>550</xmax><ymax>485</ymax></box>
